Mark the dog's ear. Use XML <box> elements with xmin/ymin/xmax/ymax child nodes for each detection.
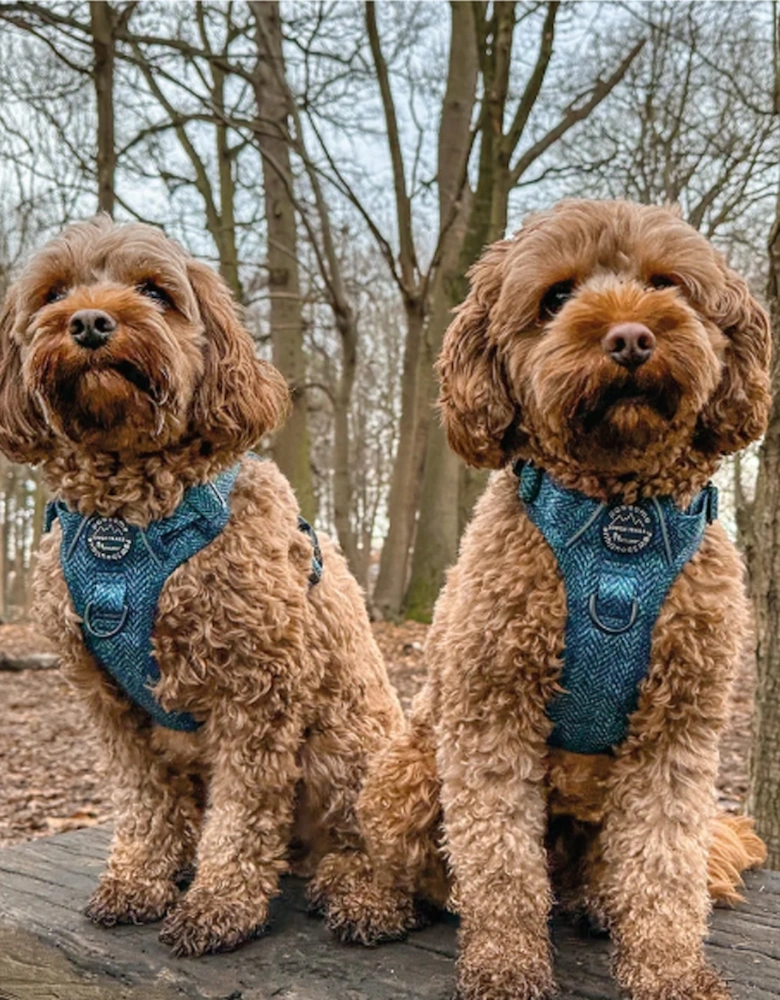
<box><xmin>695</xmin><ymin>264</ymin><xmax>772</xmax><ymax>456</ymax></box>
<box><xmin>187</xmin><ymin>260</ymin><xmax>290</xmax><ymax>454</ymax></box>
<box><xmin>437</xmin><ymin>239</ymin><xmax>517</xmax><ymax>468</ymax></box>
<box><xmin>0</xmin><ymin>286</ymin><xmax>50</xmax><ymax>464</ymax></box>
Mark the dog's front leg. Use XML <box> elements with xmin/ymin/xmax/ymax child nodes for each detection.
<box><xmin>440</xmin><ymin>714</ymin><xmax>555</xmax><ymax>1000</ymax></box>
<box><xmin>596</xmin><ymin>539</ymin><xmax>746</xmax><ymax>1000</ymax></box>
<box><xmin>599</xmin><ymin>720</ymin><xmax>729</xmax><ymax>1000</ymax></box>
<box><xmin>80</xmin><ymin>677</ymin><xmax>200</xmax><ymax>926</ymax></box>
<box><xmin>159</xmin><ymin>698</ymin><xmax>301</xmax><ymax>956</ymax></box>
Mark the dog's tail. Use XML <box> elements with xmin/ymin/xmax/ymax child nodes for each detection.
<box><xmin>708</xmin><ymin>812</ymin><xmax>766</xmax><ymax>905</ymax></box>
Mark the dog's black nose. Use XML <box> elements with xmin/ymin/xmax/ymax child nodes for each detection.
<box><xmin>69</xmin><ymin>309</ymin><xmax>117</xmax><ymax>349</ymax></box>
<box><xmin>602</xmin><ymin>322</ymin><xmax>656</xmax><ymax>370</ymax></box>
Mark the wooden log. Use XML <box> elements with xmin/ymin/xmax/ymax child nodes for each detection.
<box><xmin>0</xmin><ymin>652</ymin><xmax>58</xmax><ymax>672</ymax></box>
<box><xmin>0</xmin><ymin>827</ymin><xmax>777</xmax><ymax>1000</ymax></box>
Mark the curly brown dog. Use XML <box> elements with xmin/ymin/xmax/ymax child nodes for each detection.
<box><xmin>0</xmin><ymin>217</ymin><xmax>403</xmax><ymax>957</ymax></box>
<box><xmin>345</xmin><ymin>201</ymin><xmax>769</xmax><ymax>1000</ymax></box>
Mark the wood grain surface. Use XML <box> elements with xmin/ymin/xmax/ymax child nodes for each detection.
<box><xmin>0</xmin><ymin>827</ymin><xmax>777</xmax><ymax>1000</ymax></box>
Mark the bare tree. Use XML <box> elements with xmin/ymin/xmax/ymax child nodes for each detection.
<box><xmin>404</xmin><ymin>1</ymin><xmax>645</xmax><ymax>620</ymax></box>
<box><xmin>0</xmin><ymin>1</ymin><xmax>140</xmax><ymax>215</ymax></box>
<box><xmin>743</xmin><ymin>3</ymin><xmax>780</xmax><ymax>870</ymax></box>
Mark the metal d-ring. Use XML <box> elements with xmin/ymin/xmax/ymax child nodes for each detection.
<box><xmin>588</xmin><ymin>593</ymin><xmax>639</xmax><ymax>634</ymax></box>
<box><xmin>83</xmin><ymin>600</ymin><xmax>129</xmax><ymax>638</ymax></box>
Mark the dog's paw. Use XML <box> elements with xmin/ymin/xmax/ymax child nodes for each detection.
<box><xmin>617</xmin><ymin>959</ymin><xmax>731</xmax><ymax>1000</ymax></box>
<box><xmin>315</xmin><ymin>883</ymin><xmax>424</xmax><ymax>946</ymax></box>
<box><xmin>455</xmin><ymin>941</ymin><xmax>556</xmax><ymax>1000</ymax></box>
<box><xmin>85</xmin><ymin>874</ymin><xmax>179</xmax><ymax>926</ymax></box>
<box><xmin>158</xmin><ymin>889</ymin><xmax>268</xmax><ymax>957</ymax></box>
<box><xmin>307</xmin><ymin>849</ymin><xmax>424</xmax><ymax>945</ymax></box>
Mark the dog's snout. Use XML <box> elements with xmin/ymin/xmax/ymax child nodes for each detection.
<box><xmin>69</xmin><ymin>309</ymin><xmax>117</xmax><ymax>349</ymax></box>
<box><xmin>602</xmin><ymin>323</ymin><xmax>656</xmax><ymax>371</ymax></box>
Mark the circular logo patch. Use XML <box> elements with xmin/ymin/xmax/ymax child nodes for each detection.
<box><xmin>87</xmin><ymin>517</ymin><xmax>133</xmax><ymax>561</ymax></box>
<box><xmin>602</xmin><ymin>505</ymin><xmax>653</xmax><ymax>554</ymax></box>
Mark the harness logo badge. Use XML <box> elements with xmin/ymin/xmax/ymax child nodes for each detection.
<box><xmin>602</xmin><ymin>505</ymin><xmax>653</xmax><ymax>554</ymax></box>
<box><xmin>86</xmin><ymin>517</ymin><xmax>133</xmax><ymax>561</ymax></box>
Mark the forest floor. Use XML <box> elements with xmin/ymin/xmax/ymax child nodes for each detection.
<box><xmin>0</xmin><ymin>620</ymin><xmax>753</xmax><ymax>848</ymax></box>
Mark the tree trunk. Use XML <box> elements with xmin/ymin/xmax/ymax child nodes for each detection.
<box><xmin>212</xmin><ymin>62</ymin><xmax>242</xmax><ymax>301</ymax></box>
<box><xmin>746</xmin><ymin>137</ymin><xmax>780</xmax><ymax>865</ymax></box>
<box><xmin>8</xmin><ymin>469</ymin><xmax>26</xmax><ymax>617</ymax></box>
<box><xmin>372</xmin><ymin>299</ymin><xmax>429</xmax><ymax>619</ymax></box>
<box><xmin>89</xmin><ymin>1</ymin><xmax>116</xmax><ymax>216</ymax></box>
<box><xmin>402</xmin><ymin>2</ymin><xmax>484</xmax><ymax>620</ymax></box>
<box><xmin>332</xmin><ymin>310</ymin><xmax>360</xmax><ymax>574</ymax></box>
<box><xmin>404</xmin><ymin>230</ymin><xmax>473</xmax><ymax>622</ymax></box>
<box><xmin>407</xmin><ymin>0</ymin><xmax>632</xmax><ymax>619</ymax></box>
<box><xmin>250</xmin><ymin>0</ymin><xmax>314</xmax><ymax>520</ymax></box>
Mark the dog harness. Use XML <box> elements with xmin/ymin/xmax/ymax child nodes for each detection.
<box><xmin>46</xmin><ymin>461</ymin><xmax>323</xmax><ymax>732</ymax></box>
<box><xmin>515</xmin><ymin>462</ymin><xmax>717</xmax><ymax>755</ymax></box>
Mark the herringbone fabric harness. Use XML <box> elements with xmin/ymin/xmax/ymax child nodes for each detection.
<box><xmin>46</xmin><ymin>461</ymin><xmax>323</xmax><ymax>732</ymax></box>
<box><xmin>515</xmin><ymin>462</ymin><xmax>717</xmax><ymax>754</ymax></box>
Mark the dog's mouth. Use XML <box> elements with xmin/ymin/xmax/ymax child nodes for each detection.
<box><xmin>111</xmin><ymin>360</ymin><xmax>158</xmax><ymax>401</ymax></box>
<box><xmin>576</xmin><ymin>378</ymin><xmax>680</xmax><ymax>434</ymax></box>
<box><xmin>66</xmin><ymin>357</ymin><xmax>166</xmax><ymax>406</ymax></box>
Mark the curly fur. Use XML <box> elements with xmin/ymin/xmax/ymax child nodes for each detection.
<box><xmin>0</xmin><ymin>216</ymin><xmax>403</xmax><ymax>956</ymax></box>
<box><xmin>348</xmin><ymin>201</ymin><xmax>769</xmax><ymax>1000</ymax></box>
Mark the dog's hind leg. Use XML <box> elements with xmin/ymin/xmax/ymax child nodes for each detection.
<box><xmin>311</xmin><ymin>692</ymin><xmax>448</xmax><ymax>944</ymax></box>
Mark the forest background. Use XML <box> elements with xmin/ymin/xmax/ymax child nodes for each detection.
<box><xmin>0</xmin><ymin>0</ymin><xmax>779</xmax><ymax>863</ymax></box>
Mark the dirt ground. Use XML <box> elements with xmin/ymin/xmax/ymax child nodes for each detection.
<box><xmin>0</xmin><ymin>620</ymin><xmax>753</xmax><ymax>848</ymax></box>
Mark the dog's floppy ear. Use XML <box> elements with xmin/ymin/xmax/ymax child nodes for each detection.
<box><xmin>0</xmin><ymin>286</ymin><xmax>50</xmax><ymax>464</ymax></box>
<box><xmin>187</xmin><ymin>260</ymin><xmax>290</xmax><ymax>454</ymax></box>
<box><xmin>437</xmin><ymin>239</ymin><xmax>517</xmax><ymax>468</ymax></box>
<box><xmin>695</xmin><ymin>264</ymin><xmax>772</xmax><ymax>456</ymax></box>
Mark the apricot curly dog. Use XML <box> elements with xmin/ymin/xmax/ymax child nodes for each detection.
<box><xmin>346</xmin><ymin>201</ymin><xmax>769</xmax><ymax>1000</ymax></box>
<box><xmin>0</xmin><ymin>217</ymin><xmax>403</xmax><ymax>956</ymax></box>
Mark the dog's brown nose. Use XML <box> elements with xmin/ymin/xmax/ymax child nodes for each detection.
<box><xmin>69</xmin><ymin>309</ymin><xmax>117</xmax><ymax>349</ymax></box>
<box><xmin>602</xmin><ymin>322</ymin><xmax>655</xmax><ymax>370</ymax></box>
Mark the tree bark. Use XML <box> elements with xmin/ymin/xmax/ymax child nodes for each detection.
<box><xmin>89</xmin><ymin>1</ymin><xmax>116</xmax><ymax>216</ymax></box>
<box><xmin>250</xmin><ymin>0</ymin><xmax>314</xmax><ymax>520</ymax></box>
<box><xmin>366</xmin><ymin>0</ymin><xmax>431</xmax><ymax>618</ymax></box>
<box><xmin>372</xmin><ymin>299</ymin><xmax>429</xmax><ymax>619</ymax></box>
<box><xmin>404</xmin><ymin>1</ymin><xmax>478</xmax><ymax>619</ymax></box>
<box><xmin>332</xmin><ymin>308</ymin><xmax>360</xmax><ymax>575</ymax></box>
<box><xmin>211</xmin><ymin>59</ymin><xmax>242</xmax><ymax>299</ymax></box>
<box><xmin>404</xmin><ymin>1</ymin><xmax>502</xmax><ymax>620</ymax></box>
<box><xmin>746</xmin><ymin>16</ymin><xmax>780</xmax><ymax>860</ymax></box>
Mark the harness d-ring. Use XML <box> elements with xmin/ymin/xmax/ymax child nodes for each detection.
<box><xmin>83</xmin><ymin>600</ymin><xmax>129</xmax><ymax>639</ymax></box>
<box><xmin>588</xmin><ymin>593</ymin><xmax>639</xmax><ymax>635</ymax></box>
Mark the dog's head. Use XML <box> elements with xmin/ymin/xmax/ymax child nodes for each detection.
<box><xmin>0</xmin><ymin>217</ymin><xmax>288</xmax><ymax>464</ymax></box>
<box><xmin>438</xmin><ymin>200</ymin><xmax>771</xmax><ymax>481</ymax></box>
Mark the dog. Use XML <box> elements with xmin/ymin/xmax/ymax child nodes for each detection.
<box><xmin>0</xmin><ymin>216</ymin><xmax>404</xmax><ymax>957</ymax></box>
<box><xmin>345</xmin><ymin>200</ymin><xmax>770</xmax><ymax>1000</ymax></box>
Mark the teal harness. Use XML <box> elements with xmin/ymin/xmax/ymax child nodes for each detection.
<box><xmin>515</xmin><ymin>462</ymin><xmax>717</xmax><ymax>755</ymax></box>
<box><xmin>46</xmin><ymin>461</ymin><xmax>323</xmax><ymax>731</ymax></box>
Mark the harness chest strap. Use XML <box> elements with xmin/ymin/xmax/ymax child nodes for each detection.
<box><xmin>46</xmin><ymin>461</ymin><xmax>323</xmax><ymax>731</ymax></box>
<box><xmin>515</xmin><ymin>461</ymin><xmax>717</xmax><ymax>755</ymax></box>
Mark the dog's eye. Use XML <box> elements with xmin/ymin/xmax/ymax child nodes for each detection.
<box><xmin>44</xmin><ymin>286</ymin><xmax>67</xmax><ymax>304</ymax></box>
<box><xmin>137</xmin><ymin>280</ymin><xmax>173</xmax><ymax>308</ymax></box>
<box><xmin>539</xmin><ymin>280</ymin><xmax>575</xmax><ymax>320</ymax></box>
<box><xmin>649</xmin><ymin>274</ymin><xmax>676</xmax><ymax>290</ymax></box>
